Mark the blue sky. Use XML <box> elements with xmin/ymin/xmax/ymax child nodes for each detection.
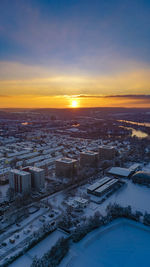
<box><xmin>1</xmin><ymin>0</ymin><xmax>150</xmax><ymax>68</ymax></box>
<box><xmin>0</xmin><ymin>0</ymin><xmax>150</xmax><ymax>107</ymax></box>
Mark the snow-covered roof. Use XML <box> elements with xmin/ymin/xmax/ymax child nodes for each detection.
<box><xmin>129</xmin><ymin>163</ymin><xmax>141</xmax><ymax>171</ymax></box>
<box><xmin>10</xmin><ymin>169</ymin><xmax>30</xmax><ymax>176</ymax></box>
<box><xmin>56</xmin><ymin>157</ymin><xmax>77</xmax><ymax>164</ymax></box>
<box><xmin>107</xmin><ymin>167</ymin><xmax>131</xmax><ymax>177</ymax></box>
<box><xmin>87</xmin><ymin>177</ymin><xmax>111</xmax><ymax>192</ymax></box>
<box><xmin>81</xmin><ymin>150</ymin><xmax>99</xmax><ymax>156</ymax></box>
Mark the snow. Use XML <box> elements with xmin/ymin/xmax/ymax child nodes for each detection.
<box><xmin>10</xmin><ymin>255</ymin><xmax>31</xmax><ymax>267</ymax></box>
<box><xmin>60</xmin><ymin>219</ymin><xmax>150</xmax><ymax>267</ymax></box>
<box><xmin>4</xmin><ymin>164</ymin><xmax>150</xmax><ymax>265</ymax></box>
<box><xmin>107</xmin><ymin>167</ymin><xmax>131</xmax><ymax>177</ymax></box>
<box><xmin>0</xmin><ymin>207</ymin><xmax>61</xmax><ymax>264</ymax></box>
<box><xmin>100</xmin><ymin>179</ymin><xmax>150</xmax><ymax>213</ymax></box>
<box><xmin>80</xmin><ymin>179</ymin><xmax>150</xmax><ymax>218</ymax></box>
<box><xmin>10</xmin><ymin>230</ymin><xmax>68</xmax><ymax>267</ymax></box>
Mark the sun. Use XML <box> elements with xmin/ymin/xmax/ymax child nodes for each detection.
<box><xmin>71</xmin><ymin>99</ymin><xmax>78</xmax><ymax>108</ymax></box>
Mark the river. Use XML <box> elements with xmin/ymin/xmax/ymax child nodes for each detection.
<box><xmin>118</xmin><ymin>120</ymin><xmax>150</xmax><ymax>127</ymax></box>
<box><xmin>119</xmin><ymin>124</ymin><xmax>148</xmax><ymax>138</ymax></box>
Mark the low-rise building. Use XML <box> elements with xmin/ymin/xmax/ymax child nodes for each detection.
<box><xmin>65</xmin><ymin>197</ymin><xmax>89</xmax><ymax>209</ymax></box>
<box><xmin>129</xmin><ymin>163</ymin><xmax>141</xmax><ymax>172</ymax></box>
<box><xmin>87</xmin><ymin>176</ymin><xmax>111</xmax><ymax>194</ymax></box>
<box><xmin>94</xmin><ymin>178</ymin><xmax>118</xmax><ymax>197</ymax></box>
<box><xmin>87</xmin><ymin>176</ymin><xmax>118</xmax><ymax>197</ymax></box>
<box><xmin>107</xmin><ymin>167</ymin><xmax>132</xmax><ymax>178</ymax></box>
<box><xmin>132</xmin><ymin>171</ymin><xmax>150</xmax><ymax>185</ymax></box>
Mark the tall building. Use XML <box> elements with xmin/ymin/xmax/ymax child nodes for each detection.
<box><xmin>9</xmin><ymin>169</ymin><xmax>31</xmax><ymax>194</ymax></box>
<box><xmin>99</xmin><ymin>145</ymin><xmax>116</xmax><ymax>160</ymax></box>
<box><xmin>23</xmin><ymin>166</ymin><xmax>45</xmax><ymax>191</ymax></box>
<box><xmin>80</xmin><ymin>151</ymin><xmax>99</xmax><ymax>167</ymax></box>
<box><xmin>55</xmin><ymin>157</ymin><xmax>78</xmax><ymax>178</ymax></box>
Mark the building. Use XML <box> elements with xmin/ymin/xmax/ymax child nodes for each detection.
<box><xmin>9</xmin><ymin>169</ymin><xmax>31</xmax><ymax>194</ymax></box>
<box><xmin>80</xmin><ymin>151</ymin><xmax>99</xmax><ymax>167</ymax></box>
<box><xmin>87</xmin><ymin>176</ymin><xmax>118</xmax><ymax>197</ymax></box>
<box><xmin>74</xmin><ymin>197</ymin><xmax>89</xmax><ymax>208</ymax></box>
<box><xmin>94</xmin><ymin>178</ymin><xmax>118</xmax><ymax>197</ymax></box>
<box><xmin>65</xmin><ymin>197</ymin><xmax>89</xmax><ymax>209</ymax></box>
<box><xmin>23</xmin><ymin>166</ymin><xmax>45</xmax><ymax>191</ymax></box>
<box><xmin>129</xmin><ymin>163</ymin><xmax>141</xmax><ymax>172</ymax></box>
<box><xmin>55</xmin><ymin>157</ymin><xmax>78</xmax><ymax>178</ymax></box>
<box><xmin>99</xmin><ymin>145</ymin><xmax>116</xmax><ymax>160</ymax></box>
<box><xmin>107</xmin><ymin>167</ymin><xmax>132</xmax><ymax>178</ymax></box>
<box><xmin>87</xmin><ymin>176</ymin><xmax>111</xmax><ymax>194</ymax></box>
<box><xmin>131</xmin><ymin>171</ymin><xmax>150</xmax><ymax>185</ymax></box>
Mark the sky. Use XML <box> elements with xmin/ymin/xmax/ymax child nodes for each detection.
<box><xmin>0</xmin><ymin>0</ymin><xmax>150</xmax><ymax>108</ymax></box>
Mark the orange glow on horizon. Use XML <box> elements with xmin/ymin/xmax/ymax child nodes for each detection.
<box><xmin>0</xmin><ymin>95</ymin><xmax>150</xmax><ymax>108</ymax></box>
<box><xmin>70</xmin><ymin>99</ymin><xmax>79</xmax><ymax>108</ymax></box>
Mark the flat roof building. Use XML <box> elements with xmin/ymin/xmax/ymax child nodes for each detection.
<box><xmin>132</xmin><ymin>171</ymin><xmax>150</xmax><ymax>185</ymax></box>
<box><xmin>99</xmin><ymin>145</ymin><xmax>116</xmax><ymax>160</ymax></box>
<box><xmin>55</xmin><ymin>157</ymin><xmax>78</xmax><ymax>178</ymax></box>
<box><xmin>87</xmin><ymin>176</ymin><xmax>111</xmax><ymax>194</ymax></box>
<box><xmin>107</xmin><ymin>167</ymin><xmax>132</xmax><ymax>178</ymax></box>
<box><xmin>129</xmin><ymin>163</ymin><xmax>141</xmax><ymax>172</ymax></box>
<box><xmin>23</xmin><ymin>166</ymin><xmax>45</xmax><ymax>191</ymax></box>
<box><xmin>94</xmin><ymin>178</ymin><xmax>118</xmax><ymax>197</ymax></box>
<box><xmin>80</xmin><ymin>151</ymin><xmax>99</xmax><ymax>167</ymax></box>
<box><xmin>9</xmin><ymin>169</ymin><xmax>31</xmax><ymax>194</ymax></box>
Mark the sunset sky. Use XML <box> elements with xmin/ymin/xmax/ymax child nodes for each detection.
<box><xmin>0</xmin><ymin>0</ymin><xmax>150</xmax><ymax>108</ymax></box>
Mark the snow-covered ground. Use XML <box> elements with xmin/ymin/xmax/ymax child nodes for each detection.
<box><xmin>0</xmin><ymin>207</ymin><xmax>61</xmax><ymax>265</ymax></box>
<box><xmin>10</xmin><ymin>230</ymin><xmax>68</xmax><ymax>267</ymax></box>
<box><xmin>75</xmin><ymin>179</ymin><xmax>150</xmax><ymax>218</ymax></box>
<box><xmin>60</xmin><ymin>218</ymin><xmax>150</xmax><ymax>267</ymax></box>
<box><xmin>100</xmin><ymin>179</ymin><xmax>150</xmax><ymax>214</ymax></box>
<box><xmin>5</xmin><ymin>163</ymin><xmax>150</xmax><ymax>266</ymax></box>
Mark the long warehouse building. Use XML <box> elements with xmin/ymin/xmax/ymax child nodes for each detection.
<box><xmin>87</xmin><ymin>176</ymin><xmax>111</xmax><ymax>194</ymax></box>
<box><xmin>94</xmin><ymin>178</ymin><xmax>118</xmax><ymax>197</ymax></box>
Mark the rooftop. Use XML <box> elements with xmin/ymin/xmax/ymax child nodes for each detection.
<box><xmin>107</xmin><ymin>167</ymin><xmax>131</xmax><ymax>177</ymax></box>
<box><xmin>28</xmin><ymin>166</ymin><xmax>44</xmax><ymax>172</ymax></box>
<box><xmin>10</xmin><ymin>169</ymin><xmax>30</xmax><ymax>176</ymax></box>
<box><xmin>56</xmin><ymin>157</ymin><xmax>77</xmax><ymax>164</ymax></box>
<box><xmin>99</xmin><ymin>145</ymin><xmax>115</xmax><ymax>150</ymax></box>
<box><xmin>81</xmin><ymin>150</ymin><xmax>99</xmax><ymax>156</ymax></box>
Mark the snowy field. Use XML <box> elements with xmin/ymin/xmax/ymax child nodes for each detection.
<box><xmin>10</xmin><ymin>230</ymin><xmax>68</xmax><ymax>267</ymax></box>
<box><xmin>82</xmin><ymin>179</ymin><xmax>150</xmax><ymax>217</ymax></box>
<box><xmin>60</xmin><ymin>219</ymin><xmax>150</xmax><ymax>267</ymax></box>
<box><xmin>100</xmin><ymin>179</ymin><xmax>150</xmax><ymax>213</ymax></box>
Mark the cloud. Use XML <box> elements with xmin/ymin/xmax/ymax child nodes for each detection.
<box><xmin>0</xmin><ymin>61</ymin><xmax>150</xmax><ymax>99</ymax></box>
<box><xmin>0</xmin><ymin>95</ymin><xmax>11</xmax><ymax>97</ymax></box>
<box><xmin>105</xmin><ymin>94</ymin><xmax>150</xmax><ymax>99</ymax></box>
<box><xmin>73</xmin><ymin>94</ymin><xmax>150</xmax><ymax>99</ymax></box>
